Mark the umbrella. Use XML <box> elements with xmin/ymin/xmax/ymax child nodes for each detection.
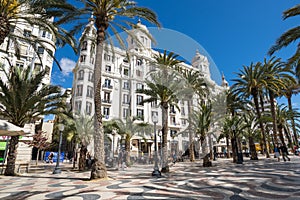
<box><xmin>0</xmin><ymin>120</ymin><xmax>30</xmax><ymax>136</ymax></box>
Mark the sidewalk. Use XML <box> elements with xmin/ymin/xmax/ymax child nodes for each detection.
<box><xmin>0</xmin><ymin>154</ymin><xmax>299</xmax><ymax>199</ymax></box>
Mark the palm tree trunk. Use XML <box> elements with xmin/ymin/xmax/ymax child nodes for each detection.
<box><xmin>161</xmin><ymin>103</ymin><xmax>169</xmax><ymax>173</ymax></box>
<box><xmin>79</xmin><ymin>145</ymin><xmax>87</xmax><ymax>171</ymax></box>
<box><xmin>249</xmin><ymin>136</ymin><xmax>258</xmax><ymax>160</ymax></box>
<box><xmin>90</xmin><ymin>26</ymin><xmax>107</xmax><ymax>180</ymax></box>
<box><xmin>284</xmin><ymin>127</ymin><xmax>293</xmax><ymax>149</ymax></box>
<box><xmin>278</xmin><ymin>125</ymin><xmax>286</xmax><ymax>146</ymax></box>
<box><xmin>287</xmin><ymin>97</ymin><xmax>298</xmax><ymax>145</ymax></box>
<box><xmin>269</xmin><ymin>90</ymin><xmax>279</xmax><ymax>145</ymax></box>
<box><xmin>187</xmin><ymin>99</ymin><xmax>195</xmax><ymax>162</ymax></box>
<box><xmin>231</xmin><ymin>138</ymin><xmax>237</xmax><ymax>163</ymax></box>
<box><xmin>254</xmin><ymin>92</ymin><xmax>270</xmax><ymax>158</ymax></box>
<box><xmin>125</xmin><ymin>134</ymin><xmax>131</xmax><ymax>166</ymax></box>
<box><xmin>4</xmin><ymin>136</ymin><xmax>19</xmax><ymax>176</ymax></box>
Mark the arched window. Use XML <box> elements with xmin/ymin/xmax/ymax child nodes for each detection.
<box><xmin>81</xmin><ymin>41</ymin><xmax>87</xmax><ymax>51</ymax></box>
<box><xmin>78</xmin><ymin>70</ymin><xmax>84</xmax><ymax>80</ymax></box>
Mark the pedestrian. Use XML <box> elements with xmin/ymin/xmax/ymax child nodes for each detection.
<box><xmin>279</xmin><ymin>145</ymin><xmax>290</xmax><ymax>162</ymax></box>
<box><xmin>274</xmin><ymin>145</ymin><xmax>280</xmax><ymax>162</ymax></box>
<box><xmin>48</xmin><ymin>152</ymin><xmax>54</xmax><ymax>164</ymax></box>
<box><xmin>172</xmin><ymin>152</ymin><xmax>177</xmax><ymax>164</ymax></box>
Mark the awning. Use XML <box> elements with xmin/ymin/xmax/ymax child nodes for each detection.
<box><xmin>0</xmin><ymin>120</ymin><xmax>30</xmax><ymax>136</ymax></box>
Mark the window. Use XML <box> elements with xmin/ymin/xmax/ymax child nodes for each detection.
<box><xmin>170</xmin><ymin>116</ymin><xmax>176</xmax><ymax>125</ymax></box>
<box><xmin>123</xmin><ymin>108</ymin><xmax>129</xmax><ymax>118</ymax></box>
<box><xmin>23</xmin><ymin>30</ymin><xmax>31</xmax><ymax>37</ymax></box>
<box><xmin>86</xmin><ymin>102</ymin><xmax>92</xmax><ymax>115</ymax></box>
<box><xmin>105</xmin><ymin>65</ymin><xmax>111</xmax><ymax>72</ymax></box>
<box><xmin>170</xmin><ymin>105</ymin><xmax>176</xmax><ymax>114</ymax></box>
<box><xmin>78</xmin><ymin>70</ymin><xmax>84</xmax><ymax>80</ymax></box>
<box><xmin>136</xmin><ymin>70</ymin><xmax>142</xmax><ymax>77</ymax></box>
<box><xmin>87</xmin><ymin>86</ymin><xmax>93</xmax><ymax>98</ymax></box>
<box><xmin>80</xmin><ymin>55</ymin><xmax>86</xmax><ymax>62</ymax></box>
<box><xmin>75</xmin><ymin>101</ymin><xmax>82</xmax><ymax>112</ymax></box>
<box><xmin>90</xmin><ymin>57</ymin><xmax>94</xmax><ymax>64</ymax></box>
<box><xmin>181</xmin><ymin>119</ymin><xmax>186</xmax><ymax>126</ymax></box>
<box><xmin>37</xmin><ymin>47</ymin><xmax>44</xmax><ymax>54</ymax></box>
<box><xmin>136</xmin><ymin>59</ymin><xmax>142</xmax><ymax>66</ymax></box>
<box><xmin>103</xmin><ymin>107</ymin><xmax>110</xmax><ymax>118</ymax></box>
<box><xmin>181</xmin><ymin>107</ymin><xmax>185</xmax><ymax>116</ymax></box>
<box><xmin>41</xmin><ymin>30</ymin><xmax>47</xmax><ymax>38</ymax></box>
<box><xmin>170</xmin><ymin>130</ymin><xmax>177</xmax><ymax>138</ymax></box>
<box><xmin>137</xmin><ymin>109</ymin><xmax>144</xmax><ymax>120</ymax></box>
<box><xmin>81</xmin><ymin>41</ymin><xmax>87</xmax><ymax>51</ymax></box>
<box><xmin>104</xmin><ymin>92</ymin><xmax>110</xmax><ymax>102</ymax></box>
<box><xmin>88</xmin><ymin>72</ymin><xmax>93</xmax><ymax>82</ymax></box>
<box><xmin>123</xmin><ymin>94</ymin><xmax>129</xmax><ymax>104</ymax></box>
<box><xmin>123</xmin><ymin>81</ymin><xmax>129</xmax><ymax>90</ymax></box>
<box><xmin>104</xmin><ymin>54</ymin><xmax>111</xmax><ymax>61</ymax></box>
<box><xmin>104</xmin><ymin>79</ymin><xmax>111</xmax><ymax>87</ymax></box>
<box><xmin>137</xmin><ymin>95</ymin><xmax>143</xmax><ymax>106</ymax></box>
<box><xmin>151</xmin><ymin>100</ymin><xmax>158</xmax><ymax>107</ymax></box>
<box><xmin>16</xmin><ymin>62</ymin><xmax>24</xmax><ymax>68</ymax></box>
<box><xmin>76</xmin><ymin>85</ymin><xmax>83</xmax><ymax>96</ymax></box>
<box><xmin>91</xmin><ymin>43</ymin><xmax>95</xmax><ymax>54</ymax></box>
<box><xmin>123</xmin><ymin>68</ymin><xmax>129</xmax><ymax>76</ymax></box>
<box><xmin>136</xmin><ymin>83</ymin><xmax>144</xmax><ymax>90</ymax></box>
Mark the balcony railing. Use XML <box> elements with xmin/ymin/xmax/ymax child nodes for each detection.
<box><xmin>102</xmin><ymin>99</ymin><xmax>112</xmax><ymax>104</ymax></box>
<box><xmin>102</xmin><ymin>84</ymin><xmax>113</xmax><ymax>89</ymax></box>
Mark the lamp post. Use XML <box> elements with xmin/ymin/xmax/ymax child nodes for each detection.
<box><xmin>53</xmin><ymin>124</ymin><xmax>64</xmax><ymax>174</ymax></box>
<box><xmin>111</xmin><ymin>129</ymin><xmax>116</xmax><ymax>167</ymax></box>
<box><xmin>231</xmin><ymin>125</ymin><xmax>243</xmax><ymax>164</ymax></box>
<box><xmin>152</xmin><ymin>113</ymin><xmax>161</xmax><ymax>177</ymax></box>
<box><xmin>158</xmin><ymin>130</ymin><xmax>162</xmax><ymax>167</ymax></box>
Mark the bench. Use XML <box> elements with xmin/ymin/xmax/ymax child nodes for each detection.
<box><xmin>0</xmin><ymin>162</ymin><xmax>30</xmax><ymax>174</ymax></box>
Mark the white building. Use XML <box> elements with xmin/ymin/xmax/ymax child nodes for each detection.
<box><xmin>0</xmin><ymin>17</ymin><xmax>56</xmax><ymax>85</ymax></box>
<box><xmin>71</xmin><ymin>17</ymin><xmax>228</xmax><ymax>157</ymax></box>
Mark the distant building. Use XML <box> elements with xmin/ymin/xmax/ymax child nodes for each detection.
<box><xmin>71</xmin><ymin>17</ymin><xmax>229</xmax><ymax>157</ymax></box>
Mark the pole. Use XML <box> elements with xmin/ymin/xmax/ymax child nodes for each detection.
<box><xmin>53</xmin><ymin>128</ymin><xmax>63</xmax><ymax>174</ymax></box>
<box><xmin>152</xmin><ymin>121</ymin><xmax>161</xmax><ymax>177</ymax></box>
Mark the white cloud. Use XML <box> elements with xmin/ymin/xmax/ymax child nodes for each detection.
<box><xmin>59</xmin><ymin>57</ymin><xmax>76</xmax><ymax>76</ymax></box>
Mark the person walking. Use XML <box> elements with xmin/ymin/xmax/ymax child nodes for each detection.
<box><xmin>274</xmin><ymin>145</ymin><xmax>280</xmax><ymax>162</ymax></box>
<box><xmin>279</xmin><ymin>145</ymin><xmax>290</xmax><ymax>162</ymax></box>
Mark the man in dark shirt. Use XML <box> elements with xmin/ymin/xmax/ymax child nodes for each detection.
<box><xmin>279</xmin><ymin>145</ymin><xmax>290</xmax><ymax>162</ymax></box>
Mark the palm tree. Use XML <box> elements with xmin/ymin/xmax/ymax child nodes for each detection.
<box><xmin>0</xmin><ymin>65</ymin><xmax>67</xmax><ymax>175</ymax></box>
<box><xmin>281</xmin><ymin>79</ymin><xmax>300</xmax><ymax>144</ymax></box>
<box><xmin>63</xmin><ymin>0</ymin><xmax>160</xmax><ymax>180</ymax></box>
<box><xmin>0</xmin><ymin>0</ymin><xmax>77</xmax><ymax>68</ymax></box>
<box><xmin>137</xmin><ymin>70</ymin><xmax>186</xmax><ymax>173</ymax></box>
<box><xmin>190</xmin><ymin>101</ymin><xmax>212</xmax><ymax>157</ymax></box>
<box><xmin>232</xmin><ymin>62</ymin><xmax>270</xmax><ymax>158</ymax></box>
<box><xmin>262</xmin><ymin>57</ymin><xmax>294</xmax><ymax>145</ymax></box>
<box><xmin>179</xmin><ymin>70</ymin><xmax>208</xmax><ymax>162</ymax></box>
<box><xmin>72</xmin><ymin>113</ymin><xmax>94</xmax><ymax>171</ymax></box>
<box><xmin>111</xmin><ymin>116</ymin><xmax>150</xmax><ymax>166</ymax></box>
<box><xmin>241</xmin><ymin>109</ymin><xmax>259</xmax><ymax>160</ymax></box>
<box><xmin>269</xmin><ymin>4</ymin><xmax>300</xmax><ymax>76</ymax></box>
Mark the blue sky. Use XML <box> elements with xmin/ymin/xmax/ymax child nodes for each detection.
<box><xmin>51</xmin><ymin>0</ymin><xmax>300</xmax><ymax>108</ymax></box>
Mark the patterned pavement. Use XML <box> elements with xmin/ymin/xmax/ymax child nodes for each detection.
<box><xmin>0</xmin><ymin>155</ymin><xmax>299</xmax><ymax>200</ymax></box>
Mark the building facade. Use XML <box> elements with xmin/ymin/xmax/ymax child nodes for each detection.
<box><xmin>71</xmin><ymin>18</ymin><xmax>228</xmax><ymax>158</ymax></box>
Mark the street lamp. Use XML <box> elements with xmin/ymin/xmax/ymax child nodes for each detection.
<box><xmin>152</xmin><ymin>112</ymin><xmax>161</xmax><ymax>177</ymax></box>
<box><xmin>111</xmin><ymin>129</ymin><xmax>116</xmax><ymax>167</ymax></box>
<box><xmin>231</xmin><ymin>125</ymin><xmax>243</xmax><ymax>164</ymax></box>
<box><xmin>157</xmin><ymin>130</ymin><xmax>162</xmax><ymax>167</ymax></box>
<box><xmin>53</xmin><ymin>124</ymin><xmax>64</xmax><ymax>174</ymax></box>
